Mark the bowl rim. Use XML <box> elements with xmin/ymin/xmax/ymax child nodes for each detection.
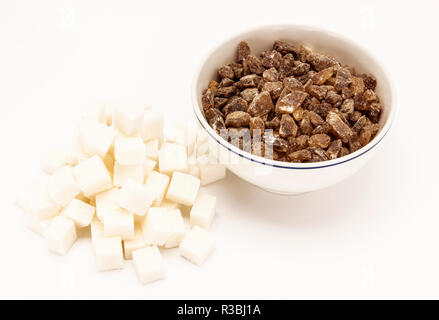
<box><xmin>191</xmin><ymin>24</ymin><xmax>397</xmax><ymax>170</ymax></box>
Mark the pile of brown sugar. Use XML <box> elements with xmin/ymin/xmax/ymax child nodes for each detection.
<box><xmin>202</xmin><ymin>40</ymin><xmax>382</xmax><ymax>162</ymax></box>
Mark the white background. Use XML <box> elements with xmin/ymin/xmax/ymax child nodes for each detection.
<box><xmin>0</xmin><ymin>0</ymin><xmax>438</xmax><ymax>299</ymax></box>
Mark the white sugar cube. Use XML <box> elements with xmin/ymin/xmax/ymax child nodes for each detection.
<box><xmin>104</xmin><ymin>209</ymin><xmax>135</xmax><ymax>241</ymax></box>
<box><xmin>175</xmin><ymin>122</ymin><xmax>188</xmax><ymax>135</ymax></box>
<box><xmin>143</xmin><ymin>158</ymin><xmax>157</xmax><ymax>182</ymax></box>
<box><xmin>40</xmin><ymin>147</ymin><xmax>69</xmax><ymax>174</ymax></box>
<box><xmin>123</xmin><ymin>226</ymin><xmax>146</xmax><ymax>260</ymax></box>
<box><xmin>196</xmin><ymin>143</ymin><xmax>209</xmax><ymax>158</ymax></box>
<box><xmin>164</xmin><ymin>209</ymin><xmax>186</xmax><ymax>248</ymax></box>
<box><xmin>160</xmin><ymin>200</ymin><xmax>179</xmax><ymax>210</ymax></box>
<box><xmin>196</xmin><ymin>154</ymin><xmax>210</xmax><ymax>166</ymax></box>
<box><xmin>118</xmin><ymin>180</ymin><xmax>154</xmax><ymax>216</ymax></box>
<box><xmin>24</xmin><ymin>214</ymin><xmax>53</xmax><ymax>237</ymax></box>
<box><xmin>61</xmin><ymin>199</ymin><xmax>95</xmax><ymax>228</ymax></box>
<box><xmin>112</xmin><ymin>104</ymin><xmax>144</xmax><ymax>136</ymax></box>
<box><xmin>144</xmin><ymin>171</ymin><xmax>169</xmax><ymax>206</ymax></box>
<box><xmin>144</xmin><ymin>139</ymin><xmax>159</xmax><ymax>160</ymax></box>
<box><xmin>142</xmin><ymin>207</ymin><xmax>168</xmax><ymax>246</ymax></box>
<box><xmin>114</xmin><ymin>137</ymin><xmax>146</xmax><ymax>165</ymax></box>
<box><xmin>175</xmin><ymin>135</ymin><xmax>186</xmax><ymax>148</ymax></box>
<box><xmin>78</xmin><ymin>120</ymin><xmax>116</xmax><ymax>158</ymax></box>
<box><xmin>163</xmin><ymin>127</ymin><xmax>177</xmax><ymax>143</ymax></box>
<box><xmin>95</xmin><ymin>188</ymin><xmax>120</xmax><ymax>223</ymax></box>
<box><xmin>30</xmin><ymin>190</ymin><xmax>61</xmax><ymax>220</ymax></box>
<box><xmin>199</xmin><ymin>164</ymin><xmax>226</xmax><ymax>186</ymax></box>
<box><xmin>46</xmin><ymin>216</ymin><xmax>77</xmax><ymax>255</ymax></box>
<box><xmin>66</xmin><ymin>135</ymin><xmax>89</xmax><ymax>166</ymax></box>
<box><xmin>80</xmin><ymin>102</ymin><xmax>106</xmax><ymax>123</ymax></box>
<box><xmin>190</xmin><ymin>193</ymin><xmax>216</xmax><ymax>230</ymax></box>
<box><xmin>73</xmin><ymin>156</ymin><xmax>112</xmax><ymax>197</ymax></box>
<box><xmin>158</xmin><ymin>143</ymin><xmax>188</xmax><ymax>174</ymax></box>
<box><xmin>48</xmin><ymin>166</ymin><xmax>80</xmax><ymax>206</ymax></box>
<box><xmin>16</xmin><ymin>178</ymin><xmax>42</xmax><ymax>211</ymax></box>
<box><xmin>164</xmin><ymin>126</ymin><xmax>186</xmax><ymax>147</ymax></box>
<box><xmin>142</xmin><ymin>208</ymin><xmax>185</xmax><ymax>248</ymax></box>
<box><xmin>180</xmin><ymin>226</ymin><xmax>215</xmax><ymax>266</ymax></box>
<box><xmin>166</xmin><ymin>172</ymin><xmax>200</xmax><ymax>206</ymax></box>
<box><xmin>141</xmin><ymin>110</ymin><xmax>164</xmax><ymax>141</ymax></box>
<box><xmin>94</xmin><ymin>236</ymin><xmax>124</xmax><ymax>271</ymax></box>
<box><xmin>113</xmin><ymin>162</ymin><xmax>144</xmax><ymax>187</ymax></box>
<box><xmin>186</xmin><ymin>126</ymin><xmax>197</xmax><ymax>156</ymax></box>
<box><xmin>90</xmin><ymin>220</ymin><xmax>105</xmax><ymax>250</ymax></box>
<box><xmin>187</xmin><ymin>164</ymin><xmax>200</xmax><ymax>178</ymax></box>
<box><xmin>17</xmin><ymin>178</ymin><xmax>61</xmax><ymax>220</ymax></box>
<box><xmin>104</xmin><ymin>103</ymin><xmax>114</xmax><ymax>126</ymax></box>
<box><xmin>133</xmin><ymin>246</ymin><xmax>164</xmax><ymax>284</ymax></box>
<box><xmin>196</xmin><ymin>129</ymin><xmax>208</xmax><ymax>145</ymax></box>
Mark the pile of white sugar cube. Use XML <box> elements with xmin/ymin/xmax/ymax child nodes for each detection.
<box><xmin>16</xmin><ymin>102</ymin><xmax>226</xmax><ymax>284</ymax></box>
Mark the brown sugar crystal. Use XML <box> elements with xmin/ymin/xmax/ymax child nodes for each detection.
<box><xmin>326</xmin><ymin>139</ymin><xmax>342</xmax><ymax>159</ymax></box>
<box><xmin>279</xmin><ymin>114</ymin><xmax>298</xmax><ymax>138</ymax></box>
<box><xmin>273</xmin><ymin>40</ymin><xmax>298</xmax><ymax>55</ymax></box>
<box><xmin>237</xmin><ymin>41</ymin><xmax>251</xmax><ymax>62</ymax></box>
<box><xmin>339</xmin><ymin>147</ymin><xmax>350</xmax><ymax>157</ymax></box>
<box><xmin>240</xmin><ymin>88</ymin><xmax>259</xmax><ymax>103</ymax></box>
<box><xmin>219</xmin><ymin>77</ymin><xmax>234</xmax><ymax>88</ymax></box>
<box><xmin>308</xmin><ymin>85</ymin><xmax>327</xmax><ymax>100</ymax></box>
<box><xmin>326</xmin><ymin>111</ymin><xmax>353</xmax><ymax>144</ymax></box>
<box><xmin>205</xmin><ymin>108</ymin><xmax>225</xmax><ymax>133</ymax></box>
<box><xmin>249</xmin><ymin>117</ymin><xmax>265</xmax><ymax>135</ymax></box>
<box><xmin>312</xmin><ymin>122</ymin><xmax>329</xmax><ymax>135</ymax></box>
<box><xmin>308</xmin><ymin>147</ymin><xmax>329</xmax><ymax>162</ymax></box>
<box><xmin>288</xmin><ymin>149</ymin><xmax>312</xmax><ymax>162</ymax></box>
<box><xmin>202</xmin><ymin>89</ymin><xmax>214</xmax><ymax>111</ymax></box>
<box><xmin>218</xmin><ymin>65</ymin><xmax>234</xmax><ymax>79</ymax></box>
<box><xmin>266</xmin><ymin>115</ymin><xmax>280</xmax><ymax>129</ymax></box>
<box><xmin>208</xmin><ymin>80</ymin><xmax>219</xmax><ymax>93</ymax></box>
<box><xmin>262</xmin><ymin>81</ymin><xmax>283</xmax><ymax>100</ymax></box>
<box><xmin>283</xmin><ymin>77</ymin><xmax>305</xmax><ymax>91</ymax></box>
<box><xmin>275</xmin><ymin>91</ymin><xmax>308</xmax><ymax>114</ymax></box>
<box><xmin>307</xmin><ymin>52</ymin><xmax>339</xmax><ymax>71</ymax></box>
<box><xmin>260</xmin><ymin>50</ymin><xmax>282</xmax><ymax>69</ymax></box>
<box><xmin>292</xmin><ymin>62</ymin><xmax>310</xmax><ymax>77</ymax></box>
<box><xmin>308</xmin><ymin>134</ymin><xmax>331</xmax><ymax>149</ymax></box>
<box><xmin>235</xmin><ymin>74</ymin><xmax>261</xmax><ymax>89</ymax></box>
<box><xmin>299</xmin><ymin>115</ymin><xmax>314</xmax><ymax>136</ymax></box>
<box><xmin>215</xmin><ymin>86</ymin><xmax>235</xmax><ymax>98</ymax></box>
<box><xmin>214</xmin><ymin>97</ymin><xmax>228</xmax><ymax>109</ymax></box>
<box><xmin>278</xmin><ymin>53</ymin><xmax>295</xmax><ymax>80</ymax></box>
<box><xmin>247</xmin><ymin>91</ymin><xmax>274</xmax><ymax>117</ymax></box>
<box><xmin>243</xmin><ymin>55</ymin><xmax>265</xmax><ymax>75</ymax></box>
<box><xmin>308</xmin><ymin>111</ymin><xmax>325</xmax><ymax>126</ymax></box>
<box><xmin>265</xmin><ymin>134</ymin><xmax>288</xmax><ymax>153</ymax></box>
<box><xmin>202</xmin><ymin>40</ymin><xmax>383</xmax><ymax>162</ymax></box>
<box><xmin>262</xmin><ymin>67</ymin><xmax>279</xmax><ymax>82</ymax></box>
<box><xmin>311</xmin><ymin>67</ymin><xmax>334</xmax><ymax>85</ymax></box>
<box><xmin>222</xmin><ymin>96</ymin><xmax>248</xmax><ymax>116</ymax></box>
<box><xmin>361</xmin><ymin>73</ymin><xmax>377</xmax><ymax>90</ymax></box>
<box><xmin>288</xmin><ymin>135</ymin><xmax>309</xmax><ymax>152</ymax></box>
<box><xmin>350</xmin><ymin>77</ymin><xmax>365</xmax><ymax>95</ymax></box>
<box><xmin>225</xmin><ymin>111</ymin><xmax>251</xmax><ymax>128</ymax></box>
<box><xmin>334</xmin><ymin>67</ymin><xmax>353</xmax><ymax>91</ymax></box>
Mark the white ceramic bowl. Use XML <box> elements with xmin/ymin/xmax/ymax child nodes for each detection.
<box><xmin>192</xmin><ymin>25</ymin><xmax>396</xmax><ymax>195</ymax></box>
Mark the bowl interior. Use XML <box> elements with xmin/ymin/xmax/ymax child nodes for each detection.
<box><xmin>194</xmin><ymin>25</ymin><xmax>394</xmax><ymax>166</ymax></box>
